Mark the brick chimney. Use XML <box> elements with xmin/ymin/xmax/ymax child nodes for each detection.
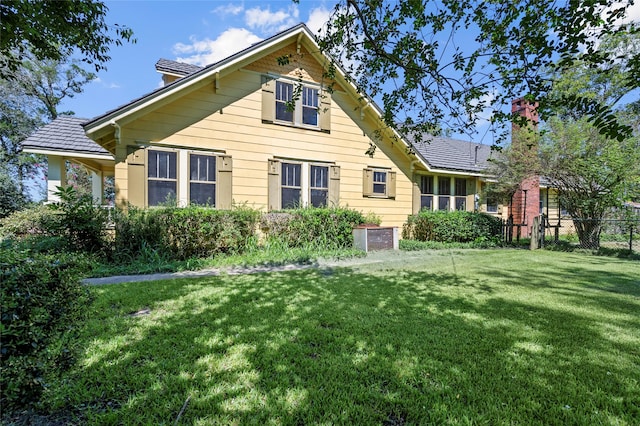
<box><xmin>510</xmin><ymin>98</ymin><xmax>540</xmax><ymax>238</ymax></box>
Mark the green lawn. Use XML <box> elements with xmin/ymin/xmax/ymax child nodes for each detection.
<box><xmin>45</xmin><ymin>249</ymin><xmax>639</xmax><ymax>425</ymax></box>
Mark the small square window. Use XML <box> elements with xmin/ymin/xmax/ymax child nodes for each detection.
<box><xmin>373</xmin><ymin>171</ymin><xmax>387</xmax><ymax>194</ymax></box>
<box><xmin>438</xmin><ymin>196</ymin><xmax>450</xmax><ymax>211</ymax></box>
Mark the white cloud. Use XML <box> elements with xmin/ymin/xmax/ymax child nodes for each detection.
<box><xmin>306</xmin><ymin>6</ymin><xmax>332</xmax><ymax>36</ymax></box>
<box><xmin>173</xmin><ymin>28</ymin><xmax>262</xmax><ymax>66</ymax></box>
<box><xmin>245</xmin><ymin>5</ymin><xmax>299</xmax><ymax>34</ymax></box>
<box><xmin>93</xmin><ymin>77</ymin><xmax>121</xmax><ymax>89</ymax></box>
<box><xmin>212</xmin><ymin>3</ymin><xmax>244</xmax><ymax>17</ymax></box>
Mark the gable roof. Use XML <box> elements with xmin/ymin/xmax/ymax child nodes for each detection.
<box><xmin>83</xmin><ymin>24</ymin><xmax>314</xmax><ymax>135</ymax></box>
<box><xmin>22</xmin><ymin>115</ymin><xmax>112</xmax><ymax>158</ymax></box>
<box><xmin>405</xmin><ymin>134</ymin><xmax>495</xmax><ymax>174</ymax></box>
<box><xmin>155</xmin><ymin>58</ymin><xmax>203</xmax><ymax>77</ymax></box>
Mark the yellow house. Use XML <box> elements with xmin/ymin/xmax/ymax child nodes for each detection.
<box><xmin>24</xmin><ymin>24</ymin><xmax>555</xmax><ymax>229</ymax></box>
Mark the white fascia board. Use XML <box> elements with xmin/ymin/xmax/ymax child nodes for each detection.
<box><xmin>22</xmin><ymin>148</ymin><xmax>114</xmax><ymax>161</ymax></box>
<box><xmin>85</xmin><ymin>27</ymin><xmax>312</xmax><ymax>136</ymax></box>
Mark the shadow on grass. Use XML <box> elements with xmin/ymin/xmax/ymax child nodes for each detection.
<box><xmin>44</xmin><ymin>258</ymin><xmax>640</xmax><ymax>425</ymax></box>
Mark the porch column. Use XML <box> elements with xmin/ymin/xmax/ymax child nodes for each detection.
<box><xmin>47</xmin><ymin>155</ymin><xmax>66</xmax><ymax>202</ymax></box>
<box><xmin>91</xmin><ymin>170</ymin><xmax>103</xmax><ymax>205</ymax></box>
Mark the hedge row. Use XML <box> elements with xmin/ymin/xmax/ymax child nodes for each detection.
<box><xmin>260</xmin><ymin>208</ymin><xmax>365</xmax><ymax>249</ymax></box>
<box><xmin>114</xmin><ymin>205</ymin><xmax>260</xmax><ymax>260</ymax></box>
<box><xmin>402</xmin><ymin>210</ymin><xmax>502</xmax><ymax>243</ymax></box>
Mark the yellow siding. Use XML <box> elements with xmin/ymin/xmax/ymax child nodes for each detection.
<box><xmin>115</xmin><ymin>64</ymin><xmax>414</xmax><ymax>228</ymax></box>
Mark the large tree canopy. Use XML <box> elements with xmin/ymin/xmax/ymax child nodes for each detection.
<box><xmin>0</xmin><ymin>0</ymin><xmax>134</xmax><ymax>79</ymax></box>
<box><xmin>317</xmin><ymin>0</ymin><xmax>639</xmax><ymax>142</ymax></box>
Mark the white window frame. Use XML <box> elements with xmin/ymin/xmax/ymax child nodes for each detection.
<box><xmin>188</xmin><ymin>152</ymin><xmax>217</xmax><ymax>207</ymax></box>
<box><xmin>274</xmin><ymin>80</ymin><xmax>320</xmax><ymax>129</ymax></box>
<box><xmin>280</xmin><ymin>161</ymin><xmax>331</xmax><ymax>209</ymax></box>
<box><xmin>147</xmin><ymin>148</ymin><xmax>178</xmax><ymax>207</ymax></box>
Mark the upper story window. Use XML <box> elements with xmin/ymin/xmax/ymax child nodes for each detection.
<box><xmin>262</xmin><ymin>76</ymin><xmax>330</xmax><ymax>132</ymax></box>
<box><xmin>274</xmin><ymin>81</ymin><xmax>319</xmax><ymax>128</ymax></box>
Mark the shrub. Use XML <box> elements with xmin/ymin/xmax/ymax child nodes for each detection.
<box><xmin>0</xmin><ymin>246</ymin><xmax>93</xmax><ymax>410</ymax></box>
<box><xmin>0</xmin><ymin>204</ymin><xmax>61</xmax><ymax>241</ymax></box>
<box><xmin>403</xmin><ymin>210</ymin><xmax>502</xmax><ymax>243</ymax></box>
<box><xmin>0</xmin><ymin>187</ymin><xmax>109</xmax><ymax>254</ymax></box>
<box><xmin>260</xmin><ymin>207</ymin><xmax>365</xmax><ymax>249</ymax></box>
<box><xmin>114</xmin><ymin>205</ymin><xmax>260</xmax><ymax>261</ymax></box>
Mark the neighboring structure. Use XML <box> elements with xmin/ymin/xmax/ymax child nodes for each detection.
<box><xmin>22</xmin><ymin>24</ymin><xmax>556</xmax><ymax>231</ymax></box>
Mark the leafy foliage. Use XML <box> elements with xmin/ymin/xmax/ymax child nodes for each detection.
<box><xmin>319</xmin><ymin>1</ymin><xmax>638</xmax><ymax>142</ymax></box>
<box><xmin>260</xmin><ymin>207</ymin><xmax>365</xmax><ymax>249</ymax></box>
<box><xmin>0</xmin><ymin>246</ymin><xmax>93</xmax><ymax>410</ymax></box>
<box><xmin>402</xmin><ymin>210</ymin><xmax>502</xmax><ymax>243</ymax></box>
<box><xmin>0</xmin><ymin>0</ymin><xmax>135</xmax><ymax>79</ymax></box>
<box><xmin>114</xmin><ymin>205</ymin><xmax>260</xmax><ymax>261</ymax></box>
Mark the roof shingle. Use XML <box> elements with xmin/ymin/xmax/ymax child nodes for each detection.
<box><xmin>406</xmin><ymin>134</ymin><xmax>496</xmax><ymax>173</ymax></box>
<box><xmin>21</xmin><ymin>115</ymin><xmax>110</xmax><ymax>156</ymax></box>
<box><xmin>155</xmin><ymin>58</ymin><xmax>203</xmax><ymax>76</ymax></box>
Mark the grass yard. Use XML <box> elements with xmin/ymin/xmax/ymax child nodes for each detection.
<box><xmin>43</xmin><ymin>249</ymin><xmax>639</xmax><ymax>425</ymax></box>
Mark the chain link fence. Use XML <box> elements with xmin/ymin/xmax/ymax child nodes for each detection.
<box><xmin>537</xmin><ymin>217</ymin><xmax>640</xmax><ymax>253</ymax></box>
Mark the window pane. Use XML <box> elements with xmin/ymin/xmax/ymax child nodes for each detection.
<box><xmin>275</xmin><ymin>81</ymin><xmax>294</xmax><ymax>122</ymax></box>
<box><xmin>302</xmin><ymin>87</ymin><xmax>318</xmax><ymax>107</ymax></box>
<box><xmin>302</xmin><ymin>106</ymin><xmax>318</xmax><ymax>126</ymax></box>
<box><xmin>420</xmin><ymin>176</ymin><xmax>433</xmax><ymax>194</ymax></box>
<box><xmin>438</xmin><ymin>177</ymin><xmax>451</xmax><ymax>195</ymax></box>
<box><xmin>420</xmin><ymin>195</ymin><xmax>433</xmax><ymax>210</ymax></box>
<box><xmin>486</xmin><ymin>197</ymin><xmax>498</xmax><ymax>213</ymax></box>
<box><xmin>455</xmin><ymin>197</ymin><xmax>466</xmax><ymax>211</ymax></box>
<box><xmin>190</xmin><ymin>154</ymin><xmax>216</xmax><ymax>182</ymax></box>
<box><xmin>310</xmin><ymin>165</ymin><xmax>328</xmax><ymax>189</ymax></box>
<box><xmin>148</xmin><ymin>181</ymin><xmax>176</xmax><ymax>206</ymax></box>
<box><xmin>190</xmin><ymin>182</ymin><xmax>216</xmax><ymax>206</ymax></box>
<box><xmin>281</xmin><ymin>163</ymin><xmax>301</xmax><ymax>187</ymax></box>
<box><xmin>276</xmin><ymin>102</ymin><xmax>294</xmax><ymax>122</ymax></box>
<box><xmin>438</xmin><ymin>196</ymin><xmax>450</xmax><ymax>211</ymax></box>
<box><xmin>310</xmin><ymin>189</ymin><xmax>328</xmax><ymax>207</ymax></box>
<box><xmin>282</xmin><ymin>188</ymin><xmax>301</xmax><ymax>209</ymax></box>
<box><xmin>149</xmin><ymin>150</ymin><xmax>176</xmax><ymax>179</ymax></box>
<box><xmin>276</xmin><ymin>81</ymin><xmax>292</xmax><ymax>101</ymax></box>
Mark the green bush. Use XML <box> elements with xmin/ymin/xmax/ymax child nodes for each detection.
<box><xmin>114</xmin><ymin>205</ymin><xmax>260</xmax><ymax>261</ymax></box>
<box><xmin>260</xmin><ymin>207</ymin><xmax>365</xmax><ymax>249</ymax></box>
<box><xmin>0</xmin><ymin>246</ymin><xmax>93</xmax><ymax>410</ymax></box>
<box><xmin>0</xmin><ymin>187</ymin><xmax>109</xmax><ymax>254</ymax></box>
<box><xmin>403</xmin><ymin>210</ymin><xmax>502</xmax><ymax>243</ymax></box>
<box><xmin>0</xmin><ymin>204</ymin><xmax>61</xmax><ymax>241</ymax></box>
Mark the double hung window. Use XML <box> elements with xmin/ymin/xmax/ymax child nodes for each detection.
<box><xmin>281</xmin><ymin>162</ymin><xmax>302</xmax><ymax>209</ymax></box>
<box><xmin>148</xmin><ymin>150</ymin><xmax>177</xmax><ymax>206</ymax></box>
<box><xmin>310</xmin><ymin>165</ymin><xmax>329</xmax><ymax>207</ymax></box>
<box><xmin>454</xmin><ymin>178</ymin><xmax>467</xmax><ymax>211</ymax></box>
<box><xmin>189</xmin><ymin>154</ymin><xmax>216</xmax><ymax>206</ymax></box>
<box><xmin>274</xmin><ymin>81</ymin><xmax>319</xmax><ymax>128</ymax></box>
<box><xmin>420</xmin><ymin>175</ymin><xmax>434</xmax><ymax>210</ymax></box>
<box><xmin>438</xmin><ymin>177</ymin><xmax>451</xmax><ymax>211</ymax></box>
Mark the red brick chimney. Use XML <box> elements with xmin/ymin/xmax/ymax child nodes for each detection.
<box><xmin>510</xmin><ymin>98</ymin><xmax>539</xmax><ymax>238</ymax></box>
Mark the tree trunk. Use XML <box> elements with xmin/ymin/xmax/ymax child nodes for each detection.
<box><xmin>573</xmin><ymin>219</ymin><xmax>601</xmax><ymax>249</ymax></box>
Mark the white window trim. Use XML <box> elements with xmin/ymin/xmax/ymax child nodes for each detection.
<box><xmin>274</xmin><ymin>80</ymin><xmax>320</xmax><ymax>130</ymax></box>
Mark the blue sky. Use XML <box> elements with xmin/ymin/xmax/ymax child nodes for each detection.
<box><xmin>59</xmin><ymin>0</ymin><xmax>639</xmax><ymax>144</ymax></box>
<box><xmin>60</xmin><ymin>1</ymin><xmax>336</xmax><ymax>120</ymax></box>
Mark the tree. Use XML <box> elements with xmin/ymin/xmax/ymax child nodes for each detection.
<box><xmin>0</xmin><ymin>0</ymin><xmax>134</xmax><ymax>80</ymax></box>
<box><xmin>0</xmin><ymin>57</ymin><xmax>95</xmax><ymax>216</ymax></box>
<box><xmin>489</xmin><ymin>32</ymin><xmax>640</xmax><ymax>249</ymax></box>
<box><xmin>317</xmin><ymin>1</ymin><xmax>639</xmax><ymax>143</ymax></box>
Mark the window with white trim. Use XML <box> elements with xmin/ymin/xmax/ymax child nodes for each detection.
<box><xmin>363</xmin><ymin>168</ymin><xmax>396</xmax><ymax>198</ymax></box>
<box><xmin>275</xmin><ymin>81</ymin><xmax>319</xmax><ymax>128</ymax></box>
<box><xmin>270</xmin><ymin>160</ymin><xmax>337</xmax><ymax>210</ymax></box>
<box><xmin>148</xmin><ymin>149</ymin><xmax>177</xmax><ymax>206</ymax></box>
<box><xmin>189</xmin><ymin>153</ymin><xmax>216</xmax><ymax>206</ymax></box>
<box><xmin>281</xmin><ymin>162</ymin><xmax>302</xmax><ymax>209</ymax></box>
